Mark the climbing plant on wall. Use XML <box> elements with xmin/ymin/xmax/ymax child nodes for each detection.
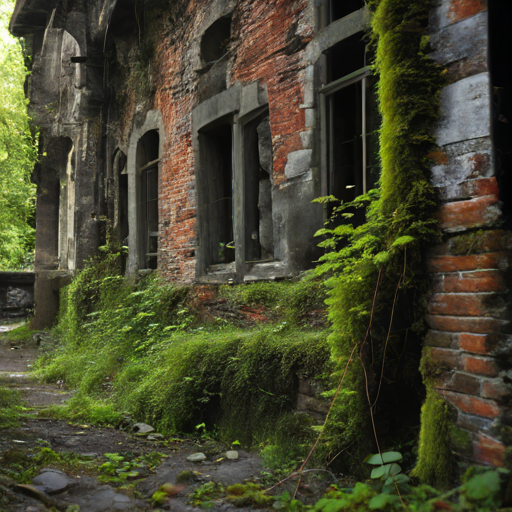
<box><xmin>315</xmin><ymin>0</ymin><xmax>446</xmax><ymax>478</ymax></box>
<box><xmin>0</xmin><ymin>0</ymin><xmax>37</xmax><ymax>270</ymax></box>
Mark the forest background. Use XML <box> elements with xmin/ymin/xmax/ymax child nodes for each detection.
<box><xmin>0</xmin><ymin>0</ymin><xmax>37</xmax><ymax>271</ymax></box>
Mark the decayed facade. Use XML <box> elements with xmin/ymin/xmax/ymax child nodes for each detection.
<box><xmin>10</xmin><ymin>0</ymin><xmax>511</xmax><ymax>470</ymax></box>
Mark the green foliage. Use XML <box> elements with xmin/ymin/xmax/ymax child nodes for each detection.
<box><xmin>366</xmin><ymin>451</ymin><xmax>403</xmax><ymax>481</ymax></box>
<box><xmin>37</xmin><ymin>255</ymin><xmax>330</xmax><ymax>453</ymax></box>
<box><xmin>0</xmin><ymin>444</ymin><xmax>97</xmax><ymax>484</ymax></box>
<box><xmin>219</xmin><ymin>275</ymin><xmax>326</xmax><ymax>325</ymax></box>
<box><xmin>0</xmin><ymin>0</ymin><xmax>37</xmax><ymax>270</ymax></box>
<box><xmin>40</xmin><ymin>395</ymin><xmax>124</xmax><ymax>426</ymax></box>
<box><xmin>0</xmin><ymin>386</ymin><xmax>22</xmax><ymax>427</ymax></box>
<box><xmin>313</xmin><ymin>0</ymin><xmax>445</xmax><ymax>476</ymax></box>
<box><xmin>260</xmin><ymin>414</ymin><xmax>316</xmax><ymax>470</ymax></box>
<box><xmin>98</xmin><ymin>451</ymin><xmax>166</xmax><ymax>484</ymax></box>
<box><xmin>305</xmin><ymin>469</ymin><xmax>508</xmax><ymax>511</ymax></box>
<box><xmin>1</xmin><ymin>323</ymin><xmax>37</xmax><ymax>344</ymax></box>
<box><xmin>225</xmin><ymin>483</ymin><xmax>274</xmax><ymax>507</ymax></box>
<box><xmin>410</xmin><ymin>385</ymin><xmax>453</xmax><ymax>488</ymax></box>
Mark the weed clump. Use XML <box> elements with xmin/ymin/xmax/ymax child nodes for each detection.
<box><xmin>0</xmin><ymin>387</ymin><xmax>22</xmax><ymax>428</ymax></box>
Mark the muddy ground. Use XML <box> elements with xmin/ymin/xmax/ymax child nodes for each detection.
<box><xmin>0</xmin><ymin>323</ymin><xmax>332</xmax><ymax>512</ymax></box>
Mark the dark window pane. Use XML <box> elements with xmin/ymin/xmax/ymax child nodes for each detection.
<box><xmin>148</xmin><ymin>235</ymin><xmax>158</xmax><ymax>254</ymax></box>
<box><xmin>331</xmin><ymin>0</ymin><xmax>364</xmax><ymax>22</ymax></box>
<box><xmin>330</xmin><ymin>81</ymin><xmax>363</xmax><ymax>202</ymax></box>
<box><xmin>327</xmin><ymin>32</ymin><xmax>366</xmax><ymax>82</ymax></box>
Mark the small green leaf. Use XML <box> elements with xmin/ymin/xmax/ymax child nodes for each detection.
<box><xmin>388</xmin><ymin>463</ymin><xmax>401</xmax><ymax>476</ymax></box>
<box><xmin>365</xmin><ymin>451</ymin><xmax>402</xmax><ymax>465</ymax></box>
<box><xmin>371</xmin><ymin>466</ymin><xmax>386</xmax><ymax>479</ymax></box>
<box><xmin>368</xmin><ymin>493</ymin><xmax>400</xmax><ymax>509</ymax></box>
<box><xmin>464</xmin><ymin>471</ymin><xmax>501</xmax><ymax>501</ymax></box>
<box><xmin>390</xmin><ymin>235</ymin><xmax>415</xmax><ymax>248</ymax></box>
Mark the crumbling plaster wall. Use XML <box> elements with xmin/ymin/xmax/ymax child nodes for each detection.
<box><xmin>12</xmin><ymin>0</ymin><xmax>111</xmax><ymax>327</ymax></box>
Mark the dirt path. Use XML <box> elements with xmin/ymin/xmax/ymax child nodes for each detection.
<box><xmin>0</xmin><ymin>326</ymin><xmax>277</xmax><ymax>512</ymax></box>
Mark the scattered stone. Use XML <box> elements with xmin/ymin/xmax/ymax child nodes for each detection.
<box><xmin>225</xmin><ymin>450</ymin><xmax>239</xmax><ymax>460</ymax></box>
<box><xmin>32</xmin><ymin>470</ymin><xmax>74</xmax><ymax>495</ymax></box>
<box><xmin>147</xmin><ymin>433</ymin><xmax>164</xmax><ymax>440</ymax></box>
<box><xmin>186</xmin><ymin>453</ymin><xmax>207</xmax><ymax>462</ymax></box>
<box><xmin>71</xmin><ymin>486</ymin><xmax>140</xmax><ymax>511</ymax></box>
<box><xmin>132</xmin><ymin>422</ymin><xmax>155</xmax><ymax>434</ymax></box>
<box><xmin>14</xmin><ymin>484</ymin><xmax>69</xmax><ymax>511</ymax></box>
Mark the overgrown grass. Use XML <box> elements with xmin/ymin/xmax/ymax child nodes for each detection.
<box><xmin>35</xmin><ymin>251</ymin><xmax>331</xmax><ymax>468</ymax></box>
<box><xmin>0</xmin><ymin>386</ymin><xmax>22</xmax><ymax>427</ymax></box>
<box><xmin>1</xmin><ymin>323</ymin><xmax>37</xmax><ymax>344</ymax></box>
<box><xmin>219</xmin><ymin>275</ymin><xmax>326</xmax><ymax>324</ymax></box>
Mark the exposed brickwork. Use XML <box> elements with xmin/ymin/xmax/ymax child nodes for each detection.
<box><xmin>438</xmin><ymin>195</ymin><xmax>501</xmax><ymax>232</ymax></box>
<box><xmin>441</xmin><ymin>391</ymin><xmax>501</xmax><ymax>419</ymax></box>
<box><xmin>427</xmin><ymin>0</ymin><xmax>510</xmax><ymax>469</ymax></box>
<box><xmin>432</xmin><ymin>270</ymin><xmax>506</xmax><ymax>294</ymax></box>
<box><xmin>459</xmin><ymin>333</ymin><xmax>488</xmax><ymax>354</ymax></box>
<box><xmin>474</xmin><ymin>434</ymin><xmax>505</xmax><ymax>467</ymax></box>
<box><xmin>449</xmin><ymin>0</ymin><xmax>488</xmax><ymax>23</ymax></box>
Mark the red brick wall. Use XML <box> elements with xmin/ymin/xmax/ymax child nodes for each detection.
<box><xmin>114</xmin><ymin>0</ymin><xmax>312</xmax><ymax>282</ymax></box>
<box><xmin>428</xmin><ymin>0</ymin><xmax>511</xmax><ymax>468</ymax></box>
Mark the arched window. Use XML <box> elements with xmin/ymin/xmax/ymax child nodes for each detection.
<box><xmin>136</xmin><ymin>131</ymin><xmax>159</xmax><ymax>269</ymax></box>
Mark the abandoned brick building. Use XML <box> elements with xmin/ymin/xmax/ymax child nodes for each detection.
<box><xmin>9</xmin><ymin>0</ymin><xmax>512</xmax><ymax>471</ymax></box>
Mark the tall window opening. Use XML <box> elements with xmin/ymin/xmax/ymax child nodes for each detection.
<box><xmin>321</xmin><ymin>33</ymin><xmax>379</xmax><ymax>225</ymax></box>
<box><xmin>489</xmin><ymin>0</ymin><xmax>511</xmax><ymax>220</ymax></box>
<box><xmin>136</xmin><ymin>131</ymin><xmax>159</xmax><ymax>270</ymax></box>
<box><xmin>199</xmin><ymin>121</ymin><xmax>234</xmax><ymax>268</ymax></box>
<box><xmin>244</xmin><ymin>113</ymin><xmax>274</xmax><ymax>262</ymax></box>
<box><xmin>317</xmin><ymin>0</ymin><xmax>364</xmax><ymax>30</ymax></box>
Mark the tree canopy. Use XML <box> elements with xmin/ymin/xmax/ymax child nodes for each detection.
<box><xmin>0</xmin><ymin>0</ymin><xmax>37</xmax><ymax>270</ymax></box>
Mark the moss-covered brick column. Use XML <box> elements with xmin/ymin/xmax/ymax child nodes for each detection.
<box><xmin>422</xmin><ymin>0</ymin><xmax>512</xmax><ymax>475</ymax></box>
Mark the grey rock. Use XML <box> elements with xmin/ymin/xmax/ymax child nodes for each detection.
<box><xmin>132</xmin><ymin>422</ymin><xmax>155</xmax><ymax>434</ymax></box>
<box><xmin>284</xmin><ymin>150</ymin><xmax>312</xmax><ymax>179</ymax></box>
<box><xmin>32</xmin><ymin>470</ymin><xmax>74</xmax><ymax>495</ymax></box>
<box><xmin>257</xmin><ymin>116</ymin><xmax>273</xmax><ymax>175</ymax></box>
<box><xmin>147</xmin><ymin>433</ymin><xmax>164</xmax><ymax>440</ymax></box>
<box><xmin>187</xmin><ymin>452</ymin><xmax>207</xmax><ymax>462</ymax></box>
<box><xmin>6</xmin><ymin>287</ymin><xmax>33</xmax><ymax>308</ymax></box>
<box><xmin>436</xmin><ymin>73</ymin><xmax>491</xmax><ymax>147</ymax></box>
<box><xmin>225</xmin><ymin>450</ymin><xmax>238</xmax><ymax>460</ymax></box>
<box><xmin>72</xmin><ymin>486</ymin><xmax>137</xmax><ymax>511</ymax></box>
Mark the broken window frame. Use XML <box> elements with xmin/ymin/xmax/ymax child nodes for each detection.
<box><xmin>198</xmin><ymin>118</ymin><xmax>236</xmax><ymax>272</ymax></box>
<box><xmin>238</xmin><ymin>106</ymin><xmax>274</xmax><ymax>266</ymax></box>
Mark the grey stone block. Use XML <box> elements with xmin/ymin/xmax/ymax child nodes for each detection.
<box><xmin>436</xmin><ymin>73</ymin><xmax>491</xmax><ymax>147</ymax></box>
<box><xmin>284</xmin><ymin>149</ymin><xmax>312</xmax><ymax>179</ymax></box>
